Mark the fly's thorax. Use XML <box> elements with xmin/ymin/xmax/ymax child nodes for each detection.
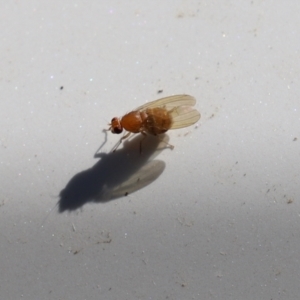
<box><xmin>121</xmin><ymin>111</ymin><xmax>143</xmax><ymax>133</ymax></box>
<box><xmin>143</xmin><ymin>107</ymin><xmax>173</xmax><ymax>135</ymax></box>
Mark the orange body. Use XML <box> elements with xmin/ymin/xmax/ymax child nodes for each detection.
<box><xmin>120</xmin><ymin>107</ymin><xmax>173</xmax><ymax>135</ymax></box>
<box><xmin>108</xmin><ymin>94</ymin><xmax>200</xmax><ymax>152</ymax></box>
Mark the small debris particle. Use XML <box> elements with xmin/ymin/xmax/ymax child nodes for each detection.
<box><xmin>96</xmin><ymin>231</ymin><xmax>112</xmax><ymax>244</ymax></box>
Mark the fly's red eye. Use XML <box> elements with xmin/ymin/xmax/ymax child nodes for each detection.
<box><xmin>110</xmin><ymin>117</ymin><xmax>123</xmax><ymax>134</ymax></box>
<box><xmin>112</xmin><ymin>126</ymin><xmax>123</xmax><ymax>134</ymax></box>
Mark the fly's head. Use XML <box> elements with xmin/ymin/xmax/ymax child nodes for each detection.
<box><xmin>109</xmin><ymin>117</ymin><xmax>123</xmax><ymax>134</ymax></box>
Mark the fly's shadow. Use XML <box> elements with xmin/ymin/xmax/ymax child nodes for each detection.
<box><xmin>58</xmin><ymin>134</ymin><xmax>169</xmax><ymax>212</ymax></box>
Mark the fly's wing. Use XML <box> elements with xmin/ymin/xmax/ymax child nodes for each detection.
<box><xmin>169</xmin><ymin>105</ymin><xmax>201</xmax><ymax>129</ymax></box>
<box><xmin>135</xmin><ymin>94</ymin><xmax>196</xmax><ymax>111</ymax></box>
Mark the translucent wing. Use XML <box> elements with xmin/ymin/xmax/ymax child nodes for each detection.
<box><xmin>169</xmin><ymin>106</ymin><xmax>200</xmax><ymax>129</ymax></box>
<box><xmin>135</xmin><ymin>94</ymin><xmax>196</xmax><ymax>111</ymax></box>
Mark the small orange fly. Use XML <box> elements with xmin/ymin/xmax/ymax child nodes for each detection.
<box><xmin>109</xmin><ymin>94</ymin><xmax>200</xmax><ymax>151</ymax></box>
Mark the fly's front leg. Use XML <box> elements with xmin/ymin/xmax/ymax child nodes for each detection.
<box><xmin>94</xmin><ymin>129</ymin><xmax>109</xmax><ymax>157</ymax></box>
<box><xmin>111</xmin><ymin>131</ymin><xmax>131</xmax><ymax>152</ymax></box>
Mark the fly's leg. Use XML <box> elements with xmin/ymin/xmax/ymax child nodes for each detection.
<box><xmin>139</xmin><ymin>132</ymin><xmax>174</xmax><ymax>153</ymax></box>
<box><xmin>94</xmin><ymin>129</ymin><xmax>108</xmax><ymax>157</ymax></box>
<box><xmin>157</xmin><ymin>135</ymin><xmax>174</xmax><ymax>150</ymax></box>
<box><xmin>111</xmin><ymin>131</ymin><xmax>131</xmax><ymax>152</ymax></box>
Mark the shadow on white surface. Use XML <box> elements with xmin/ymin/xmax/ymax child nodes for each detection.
<box><xmin>58</xmin><ymin>134</ymin><xmax>170</xmax><ymax>212</ymax></box>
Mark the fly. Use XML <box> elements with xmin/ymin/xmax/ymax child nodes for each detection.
<box><xmin>109</xmin><ymin>94</ymin><xmax>200</xmax><ymax>152</ymax></box>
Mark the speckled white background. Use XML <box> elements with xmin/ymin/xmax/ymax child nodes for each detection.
<box><xmin>1</xmin><ymin>1</ymin><xmax>300</xmax><ymax>299</ymax></box>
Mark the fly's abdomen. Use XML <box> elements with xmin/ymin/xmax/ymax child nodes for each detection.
<box><xmin>144</xmin><ymin>107</ymin><xmax>173</xmax><ymax>135</ymax></box>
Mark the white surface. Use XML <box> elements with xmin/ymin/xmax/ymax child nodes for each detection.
<box><xmin>1</xmin><ymin>1</ymin><xmax>300</xmax><ymax>299</ymax></box>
